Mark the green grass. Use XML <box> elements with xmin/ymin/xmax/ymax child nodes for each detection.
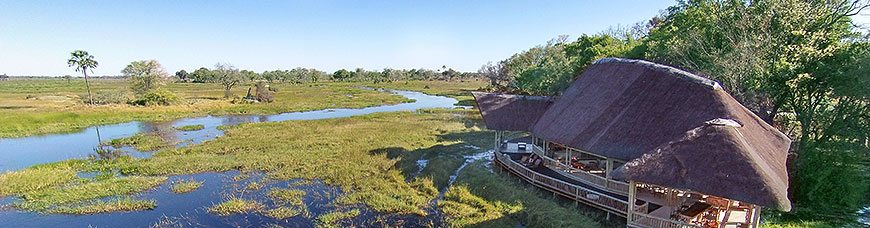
<box><xmin>208</xmin><ymin>197</ymin><xmax>263</xmax><ymax>216</ymax></box>
<box><xmin>439</xmin><ymin>163</ymin><xmax>608</xmax><ymax>228</ymax></box>
<box><xmin>106</xmin><ymin>132</ymin><xmax>171</xmax><ymax>151</ymax></box>
<box><xmin>83</xmin><ymin>111</ymin><xmax>477</xmax><ymax>216</ymax></box>
<box><xmin>0</xmin><ymin>166</ymin><xmax>78</xmax><ymax>196</ymax></box>
<box><xmin>267</xmin><ymin>188</ymin><xmax>307</xmax><ymax>207</ymax></box>
<box><xmin>175</xmin><ymin>124</ymin><xmax>204</xmax><ymax>131</ymax></box>
<box><xmin>45</xmin><ymin>197</ymin><xmax>157</xmax><ymax>214</ymax></box>
<box><xmin>14</xmin><ymin>176</ymin><xmax>166</xmax><ymax>211</ymax></box>
<box><xmin>0</xmin><ymin>83</ymin><xmax>616</xmax><ymax>226</ymax></box>
<box><xmin>169</xmin><ymin>179</ymin><xmax>203</xmax><ymax>194</ymax></box>
<box><xmin>333</xmin><ymin>80</ymin><xmax>487</xmax><ymax>106</ymax></box>
<box><xmin>316</xmin><ymin>209</ymin><xmax>361</xmax><ymax>228</ymax></box>
<box><xmin>760</xmin><ymin>220</ymin><xmax>836</xmax><ymax>228</ymax></box>
<box><xmin>0</xmin><ymin>79</ymin><xmax>419</xmax><ymax>138</ymax></box>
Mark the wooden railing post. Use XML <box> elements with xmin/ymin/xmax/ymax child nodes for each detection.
<box><xmin>627</xmin><ymin>181</ymin><xmax>636</xmax><ymax>227</ymax></box>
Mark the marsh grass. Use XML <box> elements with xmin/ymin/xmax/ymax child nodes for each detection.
<box><xmin>316</xmin><ymin>209</ymin><xmax>361</xmax><ymax>228</ymax></box>
<box><xmin>169</xmin><ymin>179</ymin><xmax>203</xmax><ymax>194</ymax></box>
<box><xmin>265</xmin><ymin>207</ymin><xmax>304</xmax><ymax>219</ymax></box>
<box><xmin>14</xmin><ymin>176</ymin><xmax>166</xmax><ymax>211</ymax></box>
<box><xmin>2</xmin><ymin>101</ymin><xmax>613</xmax><ymax>226</ymax></box>
<box><xmin>0</xmin><ymin>79</ymin><xmax>419</xmax><ymax>138</ymax></box>
<box><xmin>175</xmin><ymin>124</ymin><xmax>204</xmax><ymax>131</ymax></box>
<box><xmin>82</xmin><ymin>111</ymin><xmax>479</xmax><ymax>216</ymax></box>
<box><xmin>0</xmin><ymin>167</ymin><xmax>78</xmax><ymax>196</ymax></box>
<box><xmin>45</xmin><ymin>197</ymin><xmax>156</xmax><ymax>214</ymax></box>
<box><xmin>267</xmin><ymin>188</ymin><xmax>306</xmax><ymax>207</ymax></box>
<box><xmin>245</xmin><ymin>181</ymin><xmax>264</xmax><ymax>191</ymax></box>
<box><xmin>232</xmin><ymin>173</ymin><xmax>251</xmax><ymax>182</ymax></box>
<box><xmin>439</xmin><ymin>162</ymin><xmax>609</xmax><ymax>228</ymax></box>
<box><xmin>208</xmin><ymin>197</ymin><xmax>263</xmax><ymax>216</ymax></box>
<box><xmin>333</xmin><ymin>80</ymin><xmax>487</xmax><ymax>106</ymax></box>
<box><xmin>107</xmin><ymin>132</ymin><xmax>171</xmax><ymax>151</ymax></box>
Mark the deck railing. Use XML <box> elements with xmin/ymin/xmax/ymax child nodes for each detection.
<box><xmin>629</xmin><ymin>212</ymin><xmax>703</xmax><ymax>228</ymax></box>
<box><xmin>495</xmin><ymin>151</ymin><xmax>629</xmax><ymax>214</ymax></box>
<box><xmin>530</xmin><ymin>145</ymin><xmax>631</xmax><ymax>196</ymax></box>
<box><xmin>496</xmin><ymin>146</ymin><xmax>699</xmax><ymax>228</ymax></box>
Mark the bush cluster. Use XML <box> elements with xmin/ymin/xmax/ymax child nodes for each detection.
<box><xmin>128</xmin><ymin>90</ymin><xmax>181</xmax><ymax>106</ymax></box>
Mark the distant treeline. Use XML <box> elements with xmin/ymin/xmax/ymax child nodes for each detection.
<box><xmin>175</xmin><ymin>66</ymin><xmax>480</xmax><ymax>84</ymax></box>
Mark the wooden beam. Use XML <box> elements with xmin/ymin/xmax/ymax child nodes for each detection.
<box><xmin>627</xmin><ymin>181</ymin><xmax>636</xmax><ymax>226</ymax></box>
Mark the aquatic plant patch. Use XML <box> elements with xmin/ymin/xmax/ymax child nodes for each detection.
<box><xmin>175</xmin><ymin>124</ymin><xmax>204</xmax><ymax>131</ymax></box>
<box><xmin>45</xmin><ymin>197</ymin><xmax>157</xmax><ymax>214</ymax></box>
<box><xmin>208</xmin><ymin>197</ymin><xmax>263</xmax><ymax>216</ymax></box>
<box><xmin>14</xmin><ymin>176</ymin><xmax>166</xmax><ymax>212</ymax></box>
<box><xmin>169</xmin><ymin>178</ymin><xmax>203</xmax><ymax>194</ymax></box>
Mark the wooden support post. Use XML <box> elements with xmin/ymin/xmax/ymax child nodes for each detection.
<box><xmin>494</xmin><ymin>131</ymin><xmax>499</xmax><ymax>152</ymax></box>
<box><xmin>543</xmin><ymin>140</ymin><xmax>548</xmax><ymax>156</ymax></box>
<box><xmin>751</xmin><ymin>205</ymin><xmax>762</xmax><ymax>228</ymax></box>
<box><xmin>566</xmin><ymin>149</ymin><xmax>571</xmax><ymax>165</ymax></box>
<box><xmin>605</xmin><ymin>159</ymin><xmax>613</xmax><ymax>180</ymax></box>
<box><xmin>627</xmin><ymin>181</ymin><xmax>636</xmax><ymax>226</ymax></box>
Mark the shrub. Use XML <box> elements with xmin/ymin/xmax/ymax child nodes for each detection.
<box><xmin>129</xmin><ymin>90</ymin><xmax>181</xmax><ymax>106</ymax></box>
<box><xmin>87</xmin><ymin>91</ymin><xmax>129</xmax><ymax>105</ymax></box>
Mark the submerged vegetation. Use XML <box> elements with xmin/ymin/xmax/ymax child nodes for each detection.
<box><xmin>169</xmin><ymin>179</ymin><xmax>203</xmax><ymax>194</ymax></box>
<box><xmin>316</xmin><ymin>209</ymin><xmax>361</xmax><ymax>228</ymax></box>
<box><xmin>267</xmin><ymin>188</ymin><xmax>306</xmax><ymax>207</ymax></box>
<box><xmin>208</xmin><ymin>197</ymin><xmax>263</xmax><ymax>216</ymax></box>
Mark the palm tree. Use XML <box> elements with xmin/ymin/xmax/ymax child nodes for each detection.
<box><xmin>68</xmin><ymin>50</ymin><xmax>98</xmax><ymax>105</ymax></box>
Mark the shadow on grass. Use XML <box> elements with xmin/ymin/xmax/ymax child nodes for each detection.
<box><xmin>369</xmin><ymin>128</ymin><xmax>620</xmax><ymax>227</ymax></box>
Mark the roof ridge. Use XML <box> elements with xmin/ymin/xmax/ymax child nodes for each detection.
<box><xmin>592</xmin><ymin>57</ymin><xmax>723</xmax><ymax>90</ymax></box>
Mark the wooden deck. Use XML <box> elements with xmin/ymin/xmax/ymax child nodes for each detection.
<box><xmin>493</xmin><ymin>148</ymin><xmax>705</xmax><ymax>228</ymax></box>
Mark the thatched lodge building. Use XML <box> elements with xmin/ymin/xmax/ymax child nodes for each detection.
<box><xmin>473</xmin><ymin>58</ymin><xmax>791</xmax><ymax>228</ymax></box>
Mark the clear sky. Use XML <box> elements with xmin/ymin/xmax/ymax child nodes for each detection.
<box><xmin>1</xmin><ymin>1</ymin><xmax>868</xmax><ymax>76</ymax></box>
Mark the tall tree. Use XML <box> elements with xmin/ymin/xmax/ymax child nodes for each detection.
<box><xmin>67</xmin><ymin>50</ymin><xmax>98</xmax><ymax>105</ymax></box>
<box><xmin>63</xmin><ymin>75</ymin><xmax>72</xmax><ymax>84</ymax></box>
<box><xmin>175</xmin><ymin>70</ymin><xmax>189</xmax><ymax>82</ymax></box>
<box><xmin>122</xmin><ymin>60</ymin><xmax>168</xmax><ymax>96</ymax></box>
<box><xmin>641</xmin><ymin>0</ymin><xmax>870</xmax><ymax>223</ymax></box>
<box><xmin>332</xmin><ymin>69</ymin><xmax>351</xmax><ymax>81</ymax></box>
<box><xmin>213</xmin><ymin>63</ymin><xmax>244</xmax><ymax>98</ymax></box>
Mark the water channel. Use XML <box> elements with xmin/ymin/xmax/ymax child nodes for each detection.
<box><xmin>0</xmin><ymin>88</ymin><xmax>469</xmax><ymax>227</ymax></box>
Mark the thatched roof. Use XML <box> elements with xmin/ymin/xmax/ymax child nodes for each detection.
<box><xmin>474</xmin><ymin>58</ymin><xmax>792</xmax><ymax>211</ymax></box>
<box><xmin>471</xmin><ymin>92</ymin><xmax>553</xmax><ymax>131</ymax></box>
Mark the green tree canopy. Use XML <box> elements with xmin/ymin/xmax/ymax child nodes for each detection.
<box><xmin>213</xmin><ymin>63</ymin><xmax>245</xmax><ymax>98</ymax></box>
<box><xmin>122</xmin><ymin>60</ymin><xmax>168</xmax><ymax>96</ymax></box>
<box><xmin>67</xmin><ymin>50</ymin><xmax>98</xmax><ymax>105</ymax></box>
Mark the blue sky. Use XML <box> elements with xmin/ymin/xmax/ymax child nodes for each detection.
<box><xmin>0</xmin><ymin>1</ymin><xmax>867</xmax><ymax>76</ymax></box>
